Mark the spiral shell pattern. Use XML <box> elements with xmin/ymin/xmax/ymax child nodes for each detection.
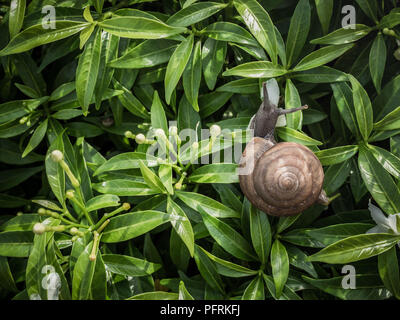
<box><xmin>239</xmin><ymin>141</ymin><xmax>324</xmax><ymax>216</ymax></box>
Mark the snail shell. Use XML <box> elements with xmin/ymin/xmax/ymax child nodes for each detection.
<box><xmin>239</xmin><ymin>139</ymin><xmax>325</xmax><ymax>216</ymax></box>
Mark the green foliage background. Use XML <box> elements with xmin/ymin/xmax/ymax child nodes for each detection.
<box><xmin>0</xmin><ymin>0</ymin><xmax>400</xmax><ymax>300</ymax></box>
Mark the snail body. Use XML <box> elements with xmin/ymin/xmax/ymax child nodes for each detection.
<box><xmin>239</xmin><ymin>82</ymin><xmax>329</xmax><ymax>216</ymax></box>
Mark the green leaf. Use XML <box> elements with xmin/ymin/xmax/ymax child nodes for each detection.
<box><xmin>112</xmin><ymin>79</ymin><xmax>150</xmax><ymax>119</ymax></box>
<box><xmin>349</xmin><ymin>75</ymin><xmax>373</xmax><ymax>141</ymax></box>
<box><xmin>189</xmin><ymin>164</ymin><xmax>239</xmax><ymax>183</ymax></box>
<box><xmin>293</xmin><ymin>44</ymin><xmax>354</xmax><ymax>72</ymax></box>
<box><xmin>49</xmin><ymin>82</ymin><xmax>75</xmax><ymax>101</ymax></box>
<box><xmin>314</xmin><ymin>0</ymin><xmax>333</xmax><ymax>35</ymax></box>
<box><xmin>286</xmin><ymin>245</ymin><xmax>317</xmax><ymax>278</ymax></box>
<box><xmin>201</xmin><ymin>37</ymin><xmax>227</xmax><ymax>91</ymax></box>
<box><xmin>0</xmin><ymin>21</ymin><xmax>90</xmax><ymax>56</ymax></box>
<box><xmin>0</xmin><ymin>214</ymin><xmax>39</xmax><ymax>232</ymax></box>
<box><xmin>307</xmin><ymin>223</ymin><xmax>374</xmax><ymax>246</ymax></box>
<box><xmin>165</xmin><ymin>34</ymin><xmax>194</xmax><ymax>104</ymax></box>
<box><xmin>242</xmin><ymin>275</ymin><xmax>265</xmax><ymax>300</ymax></box>
<box><xmin>309</xmin><ymin>233</ymin><xmax>400</xmax><ymax>264</ymax></box>
<box><xmin>199</xmin><ymin>209</ymin><xmax>257</xmax><ymax>261</ymax></box>
<box><xmin>198</xmin><ymin>246</ymin><xmax>258</xmax><ymax>278</ymax></box>
<box><xmin>128</xmin><ymin>292</ymin><xmax>179</xmax><ymax>300</ymax></box>
<box><xmin>139</xmin><ymin>160</ymin><xmax>166</xmax><ymax>193</ymax></box>
<box><xmin>76</xmin><ymin>28</ymin><xmax>102</xmax><ymax>115</ymax></box>
<box><xmin>324</xmin><ymin>160</ymin><xmax>352</xmax><ymax>195</ymax></box>
<box><xmin>271</xmin><ymin>240</ymin><xmax>289</xmax><ymax>298</ymax></box>
<box><xmin>201</xmin><ymin>22</ymin><xmax>259</xmax><ymax>47</ymax></box>
<box><xmin>176</xmin><ymin>190</ymin><xmax>239</xmax><ymax>218</ymax></box>
<box><xmin>378</xmin><ymin>246</ymin><xmax>400</xmax><ymax>299</ymax></box>
<box><xmin>45</xmin><ymin>134</ymin><xmax>65</xmax><ymax>208</ymax></box>
<box><xmin>380</xmin><ymin>10</ymin><xmax>400</xmax><ymax>28</ymax></box>
<box><xmin>285</xmin><ymin>79</ymin><xmax>302</xmax><ymax>130</ymax></box>
<box><xmin>216</xmin><ymin>79</ymin><xmax>258</xmax><ymax>94</ymax></box>
<box><xmin>9</xmin><ymin>0</ymin><xmax>26</xmax><ymax>39</ymax></box>
<box><xmin>310</xmin><ymin>25</ymin><xmax>371</xmax><ymax>45</ymax></box>
<box><xmin>355</xmin><ymin>0</ymin><xmax>378</xmax><ymax>22</ymax></box>
<box><xmin>98</xmin><ymin>16</ymin><xmax>186</xmax><ymax>39</ymax></box>
<box><xmin>93</xmin><ymin>180</ymin><xmax>158</xmax><ymax>196</ymax></box>
<box><xmin>167</xmin><ymin>2</ymin><xmax>227</xmax><ymax>27</ymax></box>
<box><xmin>94</xmin><ymin>31</ymin><xmax>119</xmax><ymax>110</ymax></box>
<box><xmin>369</xmin><ymin>144</ymin><xmax>400</xmax><ymax>179</ymax></box>
<box><xmin>94</xmin><ymin>152</ymin><xmax>157</xmax><ymax>176</ymax></box>
<box><xmin>101</xmin><ymin>210</ymin><xmax>172</xmax><ymax>243</ymax></box>
<box><xmin>358</xmin><ymin>145</ymin><xmax>400</xmax><ymax>214</ymax></box>
<box><xmin>0</xmin><ymin>166</ymin><xmax>42</xmax><ymax>192</ymax></box>
<box><xmin>331</xmin><ymin>82</ymin><xmax>359</xmax><ymax>137</ymax></box>
<box><xmin>72</xmin><ymin>241</ymin><xmax>98</xmax><ymax>300</ymax></box>
<box><xmin>373</xmin><ymin>106</ymin><xmax>400</xmax><ymax>131</ymax></box>
<box><xmin>276</xmin><ymin>127</ymin><xmax>322</xmax><ymax>146</ymax></box>
<box><xmin>22</xmin><ymin>118</ymin><xmax>48</xmax><ymax>158</ymax></box>
<box><xmin>223</xmin><ymin>61</ymin><xmax>287</xmax><ymax>78</ymax></box>
<box><xmin>303</xmin><ymin>274</ymin><xmax>391</xmax><ymax>300</ymax></box>
<box><xmin>52</xmin><ymin>109</ymin><xmax>83</xmax><ymax>120</ymax></box>
<box><xmin>286</xmin><ymin>0</ymin><xmax>310</xmax><ymax>67</ymax></box>
<box><xmin>183</xmin><ymin>40</ymin><xmax>202</xmax><ymax>111</ymax></box>
<box><xmin>102</xmin><ymin>254</ymin><xmax>161</xmax><ymax>276</ymax></box>
<box><xmin>179</xmin><ymin>281</ymin><xmax>195</xmax><ymax>300</ymax></box>
<box><xmin>79</xmin><ymin>24</ymin><xmax>95</xmax><ymax>49</ymax></box>
<box><xmin>233</xmin><ymin>0</ymin><xmax>277</xmax><ymax>64</ymax></box>
<box><xmin>0</xmin><ymin>97</ymin><xmax>47</xmax><ymax>124</ymax></box>
<box><xmin>151</xmin><ymin>90</ymin><xmax>168</xmax><ymax>134</ymax></box>
<box><xmin>159</xmin><ymin>165</ymin><xmax>174</xmax><ymax>195</ymax></box>
<box><xmin>293</xmin><ymin>66</ymin><xmax>348</xmax><ymax>83</ymax></box>
<box><xmin>85</xmin><ymin>194</ymin><xmax>120</xmax><ymax>212</ymax></box>
<box><xmin>0</xmin><ymin>231</ymin><xmax>33</xmax><ymax>257</ymax></box>
<box><xmin>199</xmin><ymin>91</ymin><xmax>232</xmax><ymax>118</ymax></box>
<box><xmin>250</xmin><ymin>205</ymin><xmax>271</xmax><ymax>266</ymax></box>
<box><xmin>178</xmin><ymin>95</ymin><xmax>201</xmax><ymax>131</ymax></box>
<box><xmin>193</xmin><ymin>244</ymin><xmax>224</xmax><ymax>294</ymax></box>
<box><xmin>0</xmin><ymin>257</ymin><xmax>18</xmax><ymax>292</ymax></box>
<box><xmin>167</xmin><ymin>197</ymin><xmax>194</xmax><ymax>257</ymax></box>
<box><xmin>315</xmin><ymin>145</ymin><xmax>359</xmax><ymax>166</ymax></box>
<box><xmin>369</xmin><ymin>33</ymin><xmax>386</xmax><ymax>94</ymax></box>
<box><xmin>108</xmin><ymin>39</ymin><xmax>177</xmax><ymax>69</ymax></box>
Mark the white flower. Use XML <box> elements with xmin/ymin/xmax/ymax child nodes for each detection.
<box><xmin>366</xmin><ymin>200</ymin><xmax>400</xmax><ymax>240</ymax></box>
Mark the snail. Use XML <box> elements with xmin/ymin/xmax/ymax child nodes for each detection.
<box><xmin>239</xmin><ymin>81</ymin><xmax>329</xmax><ymax>216</ymax></box>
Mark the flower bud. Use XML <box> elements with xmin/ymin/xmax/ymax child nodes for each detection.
<box><xmin>33</xmin><ymin>223</ymin><xmax>46</xmax><ymax>235</ymax></box>
<box><xmin>51</xmin><ymin>150</ymin><xmax>64</xmax><ymax>163</ymax></box>
<box><xmin>383</xmin><ymin>28</ymin><xmax>390</xmax><ymax>35</ymax></box>
<box><xmin>169</xmin><ymin>126</ymin><xmax>178</xmax><ymax>136</ymax></box>
<box><xmin>135</xmin><ymin>133</ymin><xmax>146</xmax><ymax>144</ymax></box>
<box><xmin>394</xmin><ymin>48</ymin><xmax>400</xmax><ymax>61</ymax></box>
<box><xmin>38</xmin><ymin>208</ymin><xmax>46</xmax><ymax>215</ymax></box>
<box><xmin>210</xmin><ymin>124</ymin><xmax>221</xmax><ymax>137</ymax></box>
<box><xmin>19</xmin><ymin>117</ymin><xmax>28</xmax><ymax>124</ymax></box>
<box><xmin>192</xmin><ymin>142</ymin><xmax>199</xmax><ymax>149</ymax></box>
<box><xmin>66</xmin><ymin>190</ymin><xmax>75</xmax><ymax>199</ymax></box>
<box><xmin>122</xmin><ymin>202</ymin><xmax>131</xmax><ymax>211</ymax></box>
<box><xmin>155</xmin><ymin>128</ymin><xmax>165</xmax><ymax>137</ymax></box>
<box><xmin>124</xmin><ymin>131</ymin><xmax>134</xmax><ymax>139</ymax></box>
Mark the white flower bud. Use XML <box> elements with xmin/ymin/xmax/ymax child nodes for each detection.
<box><xmin>70</xmin><ymin>227</ymin><xmax>79</xmax><ymax>235</ymax></box>
<box><xmin>210</xmin><ymin>124</ymin><xmax>221</xmax><ymax>137</ymax></box>
<box><xmin>33</xmin><ymin>223</ymin><xmax>46</xmax><ymax>235</ymax></box>
<box><xmin>169</xmin><ymin>126</ymin><xmax>178</xmax><ymax>136</ymax></box>
<box><xmin>135</xmin><ymin>133</ymin><xmax>146</xmax><ymax>144</ymax></box>
<box><xmin>155</xmin><ymin>128</ymin><xmax>165</xmax><ymax>137</ymax></box>
<box><xmin>50</xmin><ymin>150</ymin><xmax>64</xmax><ymax>163</ymax></box>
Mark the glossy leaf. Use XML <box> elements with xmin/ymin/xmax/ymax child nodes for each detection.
<box><xmin>271</xmin><ymin>240</ymin><xmax>289</xmax><ymax>298</ymax></box>
<box><xmin>189</xmin><ymin>164</ymin><xmax>239</xmax><ymax>183</ymax></box>
<box><xmin>369</xmin><ymin>33</ymin><xmax>386</xmax><ymax>94</ymax></box>
<box><xmin>309</xmin><ymin>233</ymin><xmax>400</xmax><ymax>264</ymax></box>
<box><xmin>101</xmin><ymin>210</ymin><xmax>172</xmax><ymax>242</ymax></box>
<box><xmin>315</xmin><ymin>145</ymin><xmax>359</xmax><ymax>166</ymax></box>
